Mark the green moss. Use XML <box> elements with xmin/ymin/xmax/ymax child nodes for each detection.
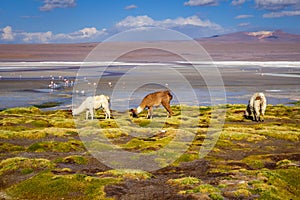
<box><xmin>276</xmin><ymin>159</ymin><xmax>293</xmax><ymax>168</ymax></box>
<box><xmin>26</xmin><ymin>119</ymin><xmax>51</xmax><ymax>127</ymax></box>
<box><xmin>0</xmin><ymin>157</ymin><xmax>54</xmax><ymax>176</ymax></box>
<box><xmin>244</xmin><ymin>168</ymin><xmax>300</xmax><ymax>200</ymax></box>
<box><xmin>234</xmin><ymin>188</ymin><xmax>252</xmax><ymax>198</ymax></box>
<box><xmin>21</xmin><ymin>168</ymin><xmax>34</xmax><ymax>175</ymax></box>
<box><xmin>241</xmin><ymin>155</ymin><xmax>266</xmax><ymax>169</ymax></box>
<box><xmin>27</xmin><ymin>140</ymin><xmax>84</xmax><ymax>152</ymax></box>
<box><xmin>121</xmin><ymin>134</ymin><xmax>174</xmax><ymax>152</ymax></box>
<box><xmin>6</xmin><ymin>171</ymin><xmax>120</xmax><ymax>200</ymax></box>
<box><xmin>167</xmin><ymin>177</ymin><xmax>201</xmax><ymax>187</ymax></box>
<box><xmin>61</xmin><ymin>155</ymin><xmax>88</xmax><ymax>165</ymax></box>
<box><xmin>0</xmin><ymin>142</ymin><xmax>24</xmax><ymax>152</ymax></box>
<box><xmin>98</xmin><ymin>169</ymin><xmax>152</xmax><ymax>180</ymax></box>
<box><xmin>0</xmin><ymin>107</ymin><xmax>41</xmax><ymax>115</ymax></box>
<box><xmin>186</xmin><ymin>184</ymin><xmax>221</xmax><ymax>194</ymax></box>
<box><xmin>1</xmin><ymin>104</ymin><xmax>299</xmax><ymax>199</ymax></box>
<box><xmin>209</xmin><ymin>192</ymin><xmax>225</xmax><ymax>200</ymax></box>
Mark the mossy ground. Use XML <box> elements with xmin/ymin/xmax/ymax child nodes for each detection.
<box><xmin>0</xmin><ymin>104</ymin><xmax>299</xmax><ymax>199</ymax></box>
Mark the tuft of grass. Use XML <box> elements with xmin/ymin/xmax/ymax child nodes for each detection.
<box><xmin>60</xmin><ymin>155</ymin><xmax>88</xmax><ymax>165</ymax></box>
<box><xmin>0</xmin><ymin>142</ymin><xmax>24</xmax><ymax>152</ymax></box>
<box><xmin>27</xmin><ymin>140</ymin><xmax>84</xmax><ymax>152</ymax></box>
<box><xmin>241</xmin><ymin>155</ymin><xmax>270</xmax><ymax>169</ymax></box>
<box><xmin>0</xmin><ymin>157</ymin><xmax>54</xmax><ymax>176</ymax></box>
<box><xmin>0</xmin><ymin>107</ymin><xmax>41</xmax><ymax>115</ymax></box>
<box><xmin>98</xmin><ymin>169</ymin><xmax>152</xmax><ymax>180</ymax></box>
<box><xmin>167</xmin><ymin>176</ymin><xmax>202</xmax><ymax>187</ymax></box>
<box><xmin>6</xmin><ymin>171</ymin><xmax>121</xmax><ymax>200</ymax></box>
<box><xmin>184</xmin><ymin>184</ymin><xmax>222</xmax><ymax>195</ymax></box>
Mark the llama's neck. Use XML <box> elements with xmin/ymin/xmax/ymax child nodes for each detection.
<box><xmin>73</xmin><ymin>104</ymin><xmax>86</xmax><ymax>115</ymax></box>
<box><xmin>73</xmin><ymin>97</ymin><xmax>92</xmax><ymax>115</ymax></box>
<box><xmin>136</xmin><ymin>106</ymin><xmax>143</xmax><ymax>114</ymax></box>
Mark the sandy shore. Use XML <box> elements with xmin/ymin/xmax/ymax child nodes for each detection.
<box><xmin>0</xmin><ymin>41</ymin><xmax>300</xmax><ymax>62</ymax></box>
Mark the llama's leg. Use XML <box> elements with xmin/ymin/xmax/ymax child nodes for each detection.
<box><xmin>106</xmin><ymin>108</ymin><xmax>111</xmax><ymax>119</ymax></box>
<box><xmin>259</xmin><ymin>109</ymin><xmax>264</xmax><ymax>122</ymax></box>
<box><xmin>254</xmin><ymin>108</ymin><xmax>259</xmax><ymax>122</ymax></box>
<box><xmin>86</xmin><ymin>110</ymin><xmax>89</xmax><ymax>120</ymax></box>
<box><xmin>260</xmin><ymin>103</ymin><xmax>266</xmax><ymax>122</ymax></box>
<box><xmin>147</xmin><ymin>107</ymin><xmax>153</xmax><ymax>119</ymax></box>
<box><xmin>90</xmin><ymin>108</ymin><xmax>94</xmax><ymax>120</ymax></box>
<box><xmin>245</xmin><ymin>103</ymin><xmax>251</xmax><ymax>119</ymax></box>
<box><xmin>250</xmin><ymin>105</ymin><xmax>255</xmax><ymax>120</ymax></box>
<box><xmin>162</xmin><ymin>100</ymin><xmax>173</xmax><ymax>117</ymax></box>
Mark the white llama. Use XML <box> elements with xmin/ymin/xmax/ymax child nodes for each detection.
<box><xmin>245</xmin><ymin>92</ymin><xmax>267</xmax><ymax>122</ymax></box>
<box><xmin>73</xmin><ymin>95</ymin><xmax>111</xmax><ymax>120</ymax></box>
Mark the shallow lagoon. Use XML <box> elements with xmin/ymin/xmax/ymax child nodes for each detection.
<box><xmin>0</xmin><ymin>61</ymin><xmax>299</xmax><ymax>110</ymax></box>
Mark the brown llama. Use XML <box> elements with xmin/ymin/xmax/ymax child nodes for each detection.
<box><xmin>130</xmin><ymin>90</ymin><xmax>174</xmax><ymax>119</ymax></box>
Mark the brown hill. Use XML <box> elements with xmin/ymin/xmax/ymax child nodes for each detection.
<box><xmin>198</xmin><ymin>30</ymin><xmax>300</xmax><ymax>43</ymax></box>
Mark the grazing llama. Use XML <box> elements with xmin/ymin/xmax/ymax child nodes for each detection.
<box><xmin>245</xmin><ymin>92</ymin><xmax>267</xmax><ymax>122</ymax></box>
<box><xmin>130</xmin><ymin>90</ymin><xmax>174</xmax><ymax>119</ymax></box>
<box><xmin>73</xmin><ymin>95</ymin><xmax>110</xmax><ymax>120</ymax></box>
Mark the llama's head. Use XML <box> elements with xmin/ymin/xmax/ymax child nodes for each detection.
<box><xmin>130</xmin><ymin>109</ymin><xmax>138</xmax><ymax>118</ymax></box>
<box><xmin>258</xmin><ymin>92</ymin><xmax>265</xmax><ymax>98</ymax></box>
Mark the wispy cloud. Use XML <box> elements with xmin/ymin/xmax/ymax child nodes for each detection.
<box><xmin>263</xmin><ymin>10</ymin><xmax>300</xmax><ymax>18</ymax></box>
<box><xmin>238</xmin><ymin>22</ymin><xmax>250</xmax><ymax>27</ymax></box>
<box><xmin>21</xmin><ymin>16</ymin><xmax>41</xmax><ymax>19</ymax></box>
<box><xmin>235</xmin><ymin>14</ymin><xmax>254</xmax><ymax>19</ymax></box>
<box><xmin>125</xmin><ymin>4</ymin><xmax>137</xmax><ymax>10</ymax></box>
<box><xmin>40</xmin><ymin>0</ymin><xmax>77</xmax><ymax>11</ymax></box>
<box><xmin>231</xmin><ymin>0</ymin><xmax>247</xmax><ymax>6</ymax></box>
<box><xmin>184</xmin><ymin>0</ymin><xmax>218</xmax><ymax>7</ymax></box>
<box><xmin>255</xmin><ymin>0</ymin><xmax>298</xmax><ymax>10</ymax></box>
<box><xmin>1</xmin><ymin>26</ymin><xmax>14</xmax><ymax>41</ymax></box>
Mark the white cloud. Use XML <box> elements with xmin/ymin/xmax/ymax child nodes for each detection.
<box><xmin>22</xmin><ymin>31</ymin><xmax>53</xmax><ymax>43</ymax></box>
<box><xmin>125</xmin><ymin>4</ymin><xmax>137</xmax><ymax>10</ymax></box>
<box><xmin>116</xmin><ymin>15</ymin><xmax>222</xmax><ymax>30</ymax></box>
<box><xmin>1</xmin><ymin>26</ymin><xmax>14</xmax><ymax>41</ymax></box>
<box><xmin>0</xmin><ymin>15</ymin><xmax>223</xmax><ymax>43</ymax></box>
<box><xmin>235</xmin><ymin>14</ymin><xmax>254</xmax><ymax>19</ymax></box>
<box><xmin>116</xmin><ymin>16</ymin><xmax>155</xmax><ymax>28</ymax></box>
<box><xmin>231</xmin><ymin>0</ymin><xmax>247</xmax><ymax>6</ymax></box>
<box><xmin>0</xmin><ymin>26</ymin><xmax>107</xmax><ymax>43</ymax></box>
<box><xmin>263</xmin><ymin>10</ymin><xmax>300</xmax><ymax>18</ymax></box>
<box><xmin>40</xmin><ymin>0</ymin><xmax>76</xmax><ymax>11</ymax></box>
<box><xmin>114</xmin><ymin>15</ymin><xmax>223</xmax><ymax>38</ymax></box>
<box><xmin>184</xmin><ymin>0</ymin><xmax>218</xmax><ymax>6</ymax></box>
<box><xmin>255</xmin><ymin>0</ymin><xmax>298</xmax><ymax>10</ymax></box>
<box><xmin>52</xmin><ymin>27</ymin><xmax>107</xmax><ymax>42</ymax></box>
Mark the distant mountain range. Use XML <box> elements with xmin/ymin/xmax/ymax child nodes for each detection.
<box><xmin>198</xmin><ymin>30</ymin><xmax>300</xmax><ymax>42</ymax></box>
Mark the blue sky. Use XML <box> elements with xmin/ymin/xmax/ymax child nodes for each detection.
<box><xmin>0</xmin><ymin>0</ymin><xmax>299</xmax><ymax>43</ymax></box>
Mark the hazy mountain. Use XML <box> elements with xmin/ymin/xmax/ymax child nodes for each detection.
<box><xmin>198</xmin><ymin>30</ymin><xmax>300</xmax><ymax>42</ymax></box>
